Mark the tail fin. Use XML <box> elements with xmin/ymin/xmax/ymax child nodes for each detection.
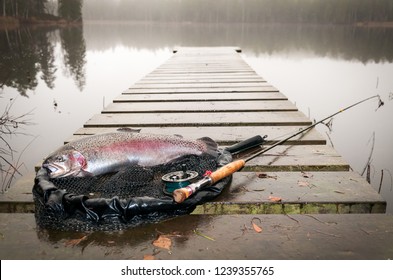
<box><xmin>198</xmin><ymin>137</ymin><xmax>219</xmax><ymax>158</ymax></box>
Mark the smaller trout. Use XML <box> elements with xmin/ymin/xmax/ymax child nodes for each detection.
<box><xmin>42</xmin><ymin>132</ymin><xmax>218</xmax><ymax>178</ymax></box>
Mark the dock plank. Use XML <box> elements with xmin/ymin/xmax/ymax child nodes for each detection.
<box><xmin>136</xmin><ymin>78</ymin><xmax>266</xmax><ymax>83</ymax></box>
<box><xmin>145</xmin><ymin>73</ymin><xmax>262</xmax><ymax>78</ymax></box>
<box><xmin>242</xmin><ymin>145</ymin><xmax>350</xmax><ymax>172</ymax></box>
<box><xmin>84</xmin><ymin>111</ymin><xmax>312</xmax><ymax>127</ymax></box>
<box><xmin>124</xmin><ymin>86</ymin><xmax>278</xmax><ymax>94</ymax></box>
<box><xmin>196</xmin><ymin>171</ymin><xmax>385</xmax><ymax>214</ymax></box>
<box><xmin>129</xmin><ymin>82</ymin><xmax>268</xmax><ymax>89</ymax></box>
<box><xmin>114</xmin><ymin>92</ymin><xmax>286</xmax><ymax>102</ymax></box>
<box><xmin>103</xmin><ymin>100</ymin><xmax>298</xmax><ymax>113</ymax></box>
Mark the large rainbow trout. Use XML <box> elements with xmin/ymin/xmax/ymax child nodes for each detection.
<box><xmin>42</xmin><ymin>132</ymin><xmax>218</xmax><ymax>178</ymax></box>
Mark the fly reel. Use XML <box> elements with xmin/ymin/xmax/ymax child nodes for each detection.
<box><xmin>162</xmin><ymin>164</ymin><xmax>198</xmax><ymax>195</ymax></box>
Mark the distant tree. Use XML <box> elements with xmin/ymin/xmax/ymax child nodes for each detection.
<box><xmin>0</xmin><ymin>0</ymin><xmax>51</xmax><ymax>18</ymax></box>
<box><xmin>58</xmin><ymin>0</ymin><xmax>82</xmax><ymax>21</ymax></box>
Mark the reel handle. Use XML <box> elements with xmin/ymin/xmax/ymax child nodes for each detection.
<box><xmin>173</xmin><ymin>159</ymin><xmax>246</xmax><ymax>203</ymax></box>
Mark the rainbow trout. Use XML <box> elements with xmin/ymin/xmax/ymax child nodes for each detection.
<box><xmin>42</xmin><ymin>132</ymin><xmax>218</xmax><ymax>178</ymax></box>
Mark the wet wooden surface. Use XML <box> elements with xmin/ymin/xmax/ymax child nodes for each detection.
<box><xmin>1</xmin><ymin>213</ymin><xmax>392</xmax><ymax>259</ymax></box>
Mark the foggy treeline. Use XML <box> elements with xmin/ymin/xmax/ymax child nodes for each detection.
<box><xmin>83</xmin><ymin>0</ymin><xmax>393</xmax><ymax>24</ymax></box>
<box><xmin>0</xmin><ymin>0</ymin><xmax>82</xmax><ymax>21</ymax></box>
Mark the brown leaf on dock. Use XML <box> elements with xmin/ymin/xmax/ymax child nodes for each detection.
<box><xmin>301</xmin><ymin>171</ymin><xmax>313</xmax><ymax>178</ymax></box>
<box><xmin>257</xmin><ymin>173</ymin><xmax>277</xmax><ymax>179</ymax></box>
<box><xmin>143</xmin><ymin>254</ymin><xmax>156</xmax><ymax>260</ymax></box>
<box><xmin>64</xmin><ymin>235</ymin><xmax>88</xmax><ymax>247</ymax></box>
<box><xmin>152</xmin><ymin>235</ymin><xmax>172</xmax><ymax>250</ymax></box>
<box><xmin>251</xmin><ymin>217</ymin><xmax>263</xmax><ymax>233</ymax></box>
<box><xmin>268</xmin><ymin>195</ymin><xmax>282</xmax><ymax>202</ymax></box>
<box><xmin>252</xmin><ymin>222</ymin><xmax>263</xmax><ymax>233</ymax></box>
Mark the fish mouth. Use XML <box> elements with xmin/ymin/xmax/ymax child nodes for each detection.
<box><xmin>44</xmin><ymin>164</ymin><xmax>58</xmax><ymax>173</ymax></box>
<box><xmin>42</xmin><ymin>163</ymin><xmax>67</xmax><ymax>178</ymax></box>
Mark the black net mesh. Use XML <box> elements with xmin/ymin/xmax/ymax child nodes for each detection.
<box><xmin>33</xmin><ymin>151</ymin><xmax>232</xmax><ymax>232</ymax></box>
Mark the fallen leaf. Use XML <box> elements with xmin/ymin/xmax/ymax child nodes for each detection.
<box><xmin>143</xmin><ymin>254</ymin><xmax>156</xmax><ymax>260</ymax></box>
<box><xmin>252</xmin><ymin>222</ymin><xmax>263</xmax><ymax>233</ymax></box>
<box><xmin>152</xmin><ymin>235</ymin><xmax>172</xmax><ymax>250</ymax></box>
<box><xmin>298</xmin><ymin>180</ymin><xmax>310</xmax><ymax>187</ymax></box>
<box><xmin>64</xmin><ymin>235</ymin><xmax>88</xmax><ymax>247</ymax></box>
<box><xmin>268</xmin><ymin>195</ymin><xmax>282</xmax><ymax>202</ymax></box>
<box><xmin>257</xmin><ymin>173</ymin><xmax>268</xmax><ymax>178</ymax></box>
<box><xmin>301</xmin><ymin>171</ymin><xmax>313</xmax><ymax>178</ymax></box>
<box><xmin>257</xmin><ymin>173</ymin><xmax>277</xmax><ymax>180</ymax></box>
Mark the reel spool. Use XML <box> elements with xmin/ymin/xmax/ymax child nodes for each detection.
<box><xmin>162</xmin><ymin>164</ymin><xmax>198</xmax><ymax>195</ymax></box>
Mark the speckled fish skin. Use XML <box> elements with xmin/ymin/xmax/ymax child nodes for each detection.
<box><xmin>42</xmin><ymin>132</ymin><xmax>218</xmax><ymax>178</ymax></box>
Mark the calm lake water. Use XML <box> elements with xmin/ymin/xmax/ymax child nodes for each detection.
<box><xmin>1</xmin><ymin>22</ymin><xmax>393</xmax><ymax>212</ymax></box>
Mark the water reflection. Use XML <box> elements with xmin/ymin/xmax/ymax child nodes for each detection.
<box><xmin>59</xmin><ymin>27</ymin><xmax>86</xmax><ymax>91</ymax></box>
<box><xmin>0</xmin><ymin>26</ymin><xmax>86</xmax><ymax>96</ymax></box>
<box><xmin>2</xmin><ymin>23</ymin><xmax>393</xmax><ymax>97</ymax></box>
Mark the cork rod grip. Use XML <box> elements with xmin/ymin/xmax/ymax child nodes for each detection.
<box><xmin>209</xmin><ymin>159</ymin><xmax>246</xmax><ymax>184</ymax></box>
<box><xmin>173</xmin><ymin>187</ymin><xmax>192</xmax><ymax>204</ymax></box>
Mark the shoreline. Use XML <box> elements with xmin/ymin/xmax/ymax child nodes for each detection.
<box><xmin>355</xmin><ymin>21</ymin><xmax>393</xmax><ymax>28</ymax></box>
<box><xmin>0</xmin><ymin>16</ymin><xmax>82</xmax><ymax>30</ymax></box>
<box><xmin>2</xmin><ymin>16</ymin><xmax>393</xmax><ymax>30</ymax></box>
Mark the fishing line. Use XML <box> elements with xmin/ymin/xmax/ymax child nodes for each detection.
<box><xmin>244</xmin><ymin>94</ymin><xmax>384</xmax><ymax>163</ymax></box>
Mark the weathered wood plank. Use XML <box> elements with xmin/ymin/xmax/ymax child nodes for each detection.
<box><xmin>136</xmin><ymin>77</ymin><xmax>266</xmax><ymax>83</ymax></box>
<box><xmin>145</xmin><ymin>73</ymin><xmax>260</xmax><ymax>78</ymax></box>
<box><xmin>71</xmin><ymin>126</ymin><xmax>326</xmax><ymax>145</ymax></box>
<box><xmin>242</xmin><ymin>145</ymin><xmax>350</xmax><ymax>172</ymax></box>
<box><xmin>84</xmin><ymin>111</ymin><xmax>312</xmax><ymax>127</ymax></box>
<box><xmin>196</xmin><ymin>171</ymin><xmax>385</xmax><ymax>214</ymax></box>
<box><xmin>103</xmin><ymin>100</ymin><xmax>298</xmax><ymax>113</ymax></box>
<box><xmin>157</xmin><ymin>63</ymin><xmax>249</xmax><ymax>68</ymax></box>
<box><xmin>130</xmin><ymin>82</ymin><xmax>268</xmax><ymax>89</ymax></box>
<box><xmin>174</xmin><ymin>46</ymin><xmax>241</xmax><ymax>52</ymax></box>
<box><xmin>157</xmin><ymin>63</ymin><xmax>249</xmax><ymax>67</ymax></box>
<box><xmin>124</xmin><ymin>86</ymin><xmax>278</xmax><ymax>94</ymax></box>
<box><xmin>114</xmin><ymin>92</ymin><xmax>287</xmax><ymax>102</ymax></box>
<box><xmin>154</xmin><ymin>67</ymin><xmax>253</xmax><ymax>72</ymax></box>
<box><xmin>150</xmin><ymin>70</ymin><xmax>255</xmax><ymax>74</ymax></box>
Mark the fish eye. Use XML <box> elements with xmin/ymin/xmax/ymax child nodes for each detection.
<box><xmin>55</xmin><ymin>156</ymin><xmax>65</xmax><ymax>162</ymax></box>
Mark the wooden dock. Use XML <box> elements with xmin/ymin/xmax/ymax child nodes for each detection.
<box><xmin>70</xmin><ymin>46</ymin><xmax>385</xmax><ymax>214</ymax></box>
<box><xmin>1</xmin><ymin>47</ymin><xmax>391</xmax><ymax>259</ymax></box>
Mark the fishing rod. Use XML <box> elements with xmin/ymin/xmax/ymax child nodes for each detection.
<box><xmin>173</xmin><ymin>94</ymin><xmax>384</xmax><ymax>203</ymax></box>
